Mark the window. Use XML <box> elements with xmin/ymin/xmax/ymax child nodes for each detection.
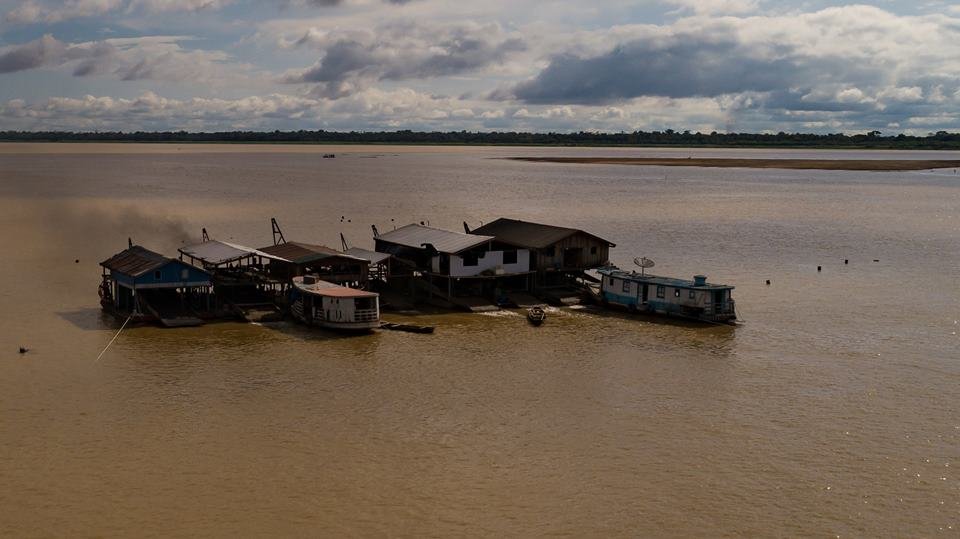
<box><xmin>609</xmin><ymin>277</ymin><xmax>615</xmax><ymax>287</ymax></box>
<box><xmin>689</xmin><ymin>290</ymin><xmax>696</xmax><ymax>299</ymax></box>
<box><xmin>590</xmin><ymin>246</ymin><xmax>598</xmax><ymax>255</ymax></box>
<box><xmin>543</xmin><ymin>246</ymin><xmax>555</xmax><ymax>257</ymax></box>
<box><xmin>622</xmin><ymin>280</ymin><xmax>631</xmax><ymax>293</ymax></box>
<box><xmin>674</xmin><ymin>288</ymin><xmax>681</xmax><ymax>298</ymax></box>
<box><xmin>656</xmin><ymin>285</ymin><xmax>665</xmax><ymax>298</ymax></box>
<box><xmin>154</xmin><ymin>270</ymin><xmax>162</xmax><ymax>280</ymax></box>
<box><xmin>181</xmin><ymin>269</ymin><xmax>189</xmax><ymax>280</ymax></box>
<box><xmin>462</xmin><ymin>252</ymin><xmax>479</xmax><ymax>266</ymax></box>
<box><xmin>503</xmin><ymin>250</ymin><xmax>518</xmax><ymax>264</ymax></box>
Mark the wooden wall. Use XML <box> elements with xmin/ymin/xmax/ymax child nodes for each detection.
<box><xmin>534</xmin><ymin>231</ymin><xmax>610</xmax><ymax>272</ymax></box>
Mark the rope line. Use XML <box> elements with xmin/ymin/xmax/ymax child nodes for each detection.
<box><xmin>96</xmin><ymin>314</ymin><xmax>132</xmax><ymax>362</ymax></box>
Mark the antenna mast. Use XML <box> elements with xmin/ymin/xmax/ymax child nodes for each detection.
<box><xmin>271</xmin><ymin>218</ymin><xmax>286</xmax><ymax>245</ymax></box>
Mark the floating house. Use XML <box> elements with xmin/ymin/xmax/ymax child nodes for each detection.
<box><xmin>178</xmin><ymin>238</ymin><xmax>285</xmax><ymax>319</ymax></box>
<box><xmin>259</xmin><ymin>241</ymin><xmax>371</xmax><ymax>289</ymax></box>
<box><xmin>178</xmin><ymin>239</ymin><xmax>280</xmax><ymax>273</ymax></box>
<box><xmin>374</xmin><ymin>224</ymin><xmax>532</xmax><ymax>308</ymax></box>
<box><xmin>100</xmin><ymin>245</ymin><xmax>213</xmax><ymax>327</ymax></box>
<box><xmin>375</xmin><ymin>224</ymin><xmax>531</xmax><ymax>277</ymax></box>
<box><xmin>597</xmin><ymin>267</ymin><xmax>736</xmax><ymax>324</ymax></box>
<box><xmin>470</xmin><ymin>218</ymin><xmax>615</xmax><ymax>287</ymax></box>
<box><xmin>343</xmin><ymin>247</ymin><xmax>393</xmax><ymax>283</ymax></box>
<box><xmin>289</xmin><ymin>275</ymin><xmax>380</xmax><ymax>331</ymax></box>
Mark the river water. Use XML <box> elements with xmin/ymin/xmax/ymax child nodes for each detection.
<box><xmin>0</xmin><ymin>144</ymin><xmax>958</xmax><ymax>537</ymax></box>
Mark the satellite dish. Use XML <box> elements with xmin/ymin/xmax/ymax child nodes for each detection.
<box><xmin>634</xmin><ymin>257</ymin><xmax>655</xmax><ymax>276</ymax></box>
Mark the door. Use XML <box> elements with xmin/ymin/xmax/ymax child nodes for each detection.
<box><xmin>562</xmin><ymin>248</ymin><xmax>582</xmax><ymax>268</ymax></box>
<box><xmin>713</xmin><ymin>290</ymin><xmax>725</xmax><ymax>312</ymax></box>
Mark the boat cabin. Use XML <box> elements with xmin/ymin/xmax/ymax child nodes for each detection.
<box><xmin>289</xmin><ymin>275</ymin><xmax>380</xmax><ymax>331</ymax></box>
<box><xmin>598</xmin><ymin>267</ymin><xmax>736</xmax><ymax>323</ymax></box>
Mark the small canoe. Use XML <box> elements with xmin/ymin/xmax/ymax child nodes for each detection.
<box><xmin>527</xmin><ymin>306</ymin><xmax>546</xmax><ymax>326</ymax></box>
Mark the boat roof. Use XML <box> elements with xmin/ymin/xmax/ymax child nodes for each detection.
<box><xmin>259</xmin><ymin>241</ymin><xmax>369</xmax><ymax>265</ymax></box>
<box><xmin>344</xmin><ymin>247</ymin><xmax>391</xmax><ymax>265</ymax></box>
<box><xmin>101</xmin><ymin>245</ymin><xmax>191</xmax><ymax>277</ymax></box>
<box><xmin>472</xmin><ymin>218</ymin><xmax>615</xmax><ymax>248</ymax></box>
<box><xmin>376</xmin><ymin>224</ymin><xmax>494</xmax><ymax>254</ymax></box>
<box><xmin>292</xmin><ymin>277</ymin><xmax>379</xmax><ymax>298</ymax></box>
<box><xmin>598</xmin><ymin>267</ymin><xmax>733</xmax><ymax>290</ymax></box>
<box><xmin>178</xmin><ymin>239</ymin><xmax>282</xmax><ymax>266</ymax></box>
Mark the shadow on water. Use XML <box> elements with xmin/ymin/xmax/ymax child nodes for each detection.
<box><xmin>573</xmin><ymin>304</ymin><xmax>739</xmax><ymax>330</ymax></box>
<box><xmin>257</xmin><ymin>320</ymin><xmax>381</xmax><ymax>343</ymax></box>
<box><xmin>57</xmin><ymin>308</ymin><xmax>118</xmax><ymax>331</ymax></box>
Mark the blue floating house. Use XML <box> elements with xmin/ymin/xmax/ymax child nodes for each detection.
<box><xmin>597</xmin><ymin>267</ymin><xmax>736</xmax><ymax>324</ymax></box>
<box><xmin>100</xmin><ymin>245</ymin><xmax>213</xmax><ymax>327</ymax></box>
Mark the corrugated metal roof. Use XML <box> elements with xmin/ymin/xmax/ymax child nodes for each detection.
<box><xmin>344</xmin><ymin>247</ymin><xmax>391</xmax><ymax>265</ymax></box>
<box><xmin>100</xmin><ymin>245</ymin><xmax>170</xmax><ymax>277</ymax></box>
<box><xmin>376</xmin><ymin>224</ymin><xmax>493</xmax><ymax>254</ymax></box>
<box><xmin>259</xmin><ymin>241</ymin><xmax>368</xmax><ymax>265</ymax></box>
<box><xmin>472</xmin><ymin>218</ymin><xmax>616</xmax><ymax>249</ymax></box>
<box><xmin>178</xmin><ymin>240</ymin><xmax>281</xmax><ymax>266</ymax></box>
<box><xmin>598</xmin><ymin>267</ymin><xmax>733</xmax><ymax>290</ymax></box>
<box><xmin>293</xmin><ymin>277</ymin><xmax>379</xmax><ymax>298</ymax></box>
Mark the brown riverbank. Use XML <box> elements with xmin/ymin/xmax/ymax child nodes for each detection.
<box><xmin>508</xmin><ymin>157</ymin><xmax>960</xmax><ymax>171</ymax></box>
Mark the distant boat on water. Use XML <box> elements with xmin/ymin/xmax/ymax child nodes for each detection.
<box><xmin>527</xmin><ymin>306</ymin><xmax>546</xmax><ymax>326</ymax></box>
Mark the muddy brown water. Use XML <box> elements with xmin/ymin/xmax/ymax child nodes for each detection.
<box><xmin>1</xmin><ymin>144</ymin><xmax>958</xmax><ymax>537</ymax></box>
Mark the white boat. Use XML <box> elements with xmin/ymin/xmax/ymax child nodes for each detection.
<box><xmin>290</xmin><ymin>275</ymin><xmax>380</xmax><ymax>331</ymax></box>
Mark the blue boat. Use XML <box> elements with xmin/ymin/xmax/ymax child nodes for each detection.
<box><xmin>596</xmin><ymin>266</ymin><xmax>736</xmax><ymax>324</ymax></box>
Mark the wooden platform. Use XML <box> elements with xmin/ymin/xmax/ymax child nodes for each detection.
<box><xmin>537</xmin><ymin>288</ymin><xmax>584</xmax><ymax>306</ymax></box>
<box><xmin>505</xmin><ymin>291</ymin><xmax>541</xmax><ymax>308</ymax></box>
<box><xmin>159</xmin><ymin>317</ymin><xmax>204</xmax><ymax>328</ymax></box>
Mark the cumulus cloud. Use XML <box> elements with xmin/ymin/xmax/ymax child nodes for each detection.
<box><xmin>0</xmin><ymin>34</ymin><xmax>247</xmax><ymax>84</ymax></box>
<box><xmin>664</xmin><ymin>0</ymin><xmax>759</xmax><ymax>16</ymax></box>
<box><xmin>275</xmin><ymin>0</ymin><xmax>416</xmax><ymax>6</ymax></box>
<box><xmin>2</xmin><ymin>1</ymin><xmax>960</xmax><ymax>134</ymax></box>
<box><xmin>129</xmin><ymin>0</ymin><xmax>235</xmax><ymax>12</ymax></box>
<box><xmin>1</xmin><ymin>0</ymin><xmax>415</xmax><ymax>22</ymax></box>
<box><xmin>0</xmin><ymin>34</ymin><xmax>113</xmax><ymax>74</ymax></box>
<box><xmin>490</xmin><ymin>5</ymin><xmax>960</xmax><ymax>132</ymax></box>
<box><xmin>4</xmin><ymin>0</ymin><xmax>123</xmax><ymax>23</ymax></box>
<box><xmin>280</xmin><ymin>21</ymin><xmax>525</xmax><ymax>98</ymax></box>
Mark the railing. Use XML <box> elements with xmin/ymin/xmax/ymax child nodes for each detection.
<box><xmin>707</xmin><ymin>299</ymin><xmax>736</xmax><ymax>318</ymax></box>
<box><xmin>354</xmin><ymin>308</ymin><xmax>379</xmax><ymax>322</ymax></box>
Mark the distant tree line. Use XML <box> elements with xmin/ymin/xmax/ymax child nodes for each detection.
<box><xmin>2</xmin><ymin>129</ymin><xmax>960</xmax><ymax>149</ymax></box>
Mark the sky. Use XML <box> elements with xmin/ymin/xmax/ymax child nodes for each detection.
<box><xmin>0</xmin><ymin>0</ymin><xmax>958</xmax><ymax>133</ymax></box>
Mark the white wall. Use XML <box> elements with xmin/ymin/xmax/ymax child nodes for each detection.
<box><xmin>448</xmin><ymin>249</ymin><xmax>530</xmax><ymax>277</ymax></box>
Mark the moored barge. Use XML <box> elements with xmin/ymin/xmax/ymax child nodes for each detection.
<box><xmin>596</xmin><ymin>266</ymin><xmax>736</xmax><ymax>324</ymax></box>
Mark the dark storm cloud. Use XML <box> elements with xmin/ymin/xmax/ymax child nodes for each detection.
<box><xmin>500</xmin><ymin>31</ymin><xmax>919</xmax><ymax>106</ymax></box>
<box><xmin>0</xmin><ymin>34</ymin><xmax>66</xmax><ymax>73</ymax></box>
<box><xmin>284</xmin><ymin>22</ymin><xmax>525</xmax><ymax>98</ymax></box>
<box><xmin>277</xmin><ymin>0</ymin><xmax>416</xmax><ymax>6</ymax></box>
<box><xmin>0</xmin><ymin>34</ymin><xmax>114</xmax><ymax>75</ymax></box>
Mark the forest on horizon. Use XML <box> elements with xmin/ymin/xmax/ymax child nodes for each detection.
<box><xmin>2</xmin><ymin>129</ymin><xmax>960</xmax><ymax>149</ymax></box>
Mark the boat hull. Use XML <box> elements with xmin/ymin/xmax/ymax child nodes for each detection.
<box><xmin>600</xmin><ymin>298</ymin><xmax>737</xmax><ymax>325</ymax></box>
